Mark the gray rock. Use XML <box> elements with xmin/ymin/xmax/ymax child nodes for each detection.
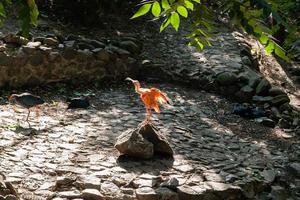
<box><xmin>252</xmin><ymin>95</ymin><xmax>273</xmax><ymax>103</ymax></box>
<box><xmin>206</xmin><ymin>181</ymin><xmax>242</xmax><ymax>198</ymax></box>
<box><xmin>271</xmin><ymin>185</ymin><xmax>288</xmax><ymax>200</ymax></box>
<box><xmin>81</xmin><ymin>189</ymin><xmax>104</xmax><ymax>200</ymax></box>
<box><xmin>270</xmin><ymin>94</ymin><xmax>290</xmax><ymax>106</ymax></box>
<box><xmin>139</xmin><ymin>124</ymin><xmax>173</xmax><ymax>156</ymax></box>
<box><xmin>136</xmin><ymin>187</ymin><xmax>158</xmax><ymax>200</ymax></box>
<box><xmin>177</xmin><ymin>185</ymin><xmax>209</xmax><ymax>200</ymax></box>
<box><xmin>3</xmin><ymin>34</ymin><xmax>28</xmax><ymax>45</ymax></box>
<box><xmin>217</xmin><ymin>72</ymin><xmax>238</xmax><ymax>85</ymax></box>
<box><xmin>278</xmin><ymin>118</ymin><xmax>290</xmax><ymax>129</ymax></box>
<box><xmin>255</xmin><ymin>117</ymin><xmax>276</xmax><ymax>128</ymax></box>
<box><xmin>241</xmin><ymin>56</ymin><xmax>252</xmax><ymax>66</ymax></box>
<box><xmin>89</xmin><ymin>40</ymin><xmax>105</xmax><ymax>48</ymax></box>
<box><xmin>268</xmin><ymin>87</ymin><xmax>286</xmax><ymax>96</ymax></box>
<box><xmin>119</xmin><ymin>41</ymin><xmax>140</xmax><ymax>54</ymax></box>
<box><xmin>236</xmin><ymin>85</ymin><xmax>254</xmax><ymax>101</ymax></box>
<box><xmin>106</xmin><ymin>46</ymin><xmax>131</xmax><ymax>56</ymax></box>
<box><xmin>115</xmin><ymin>128</ymin><xmax>154</xmax><ymax>159</ymax></box>
<box><xmin>64</xmin><ymin>40</ymin><xmax>76</xmax><ymax>48</ymax></box>
<box><xmin>155</xmin><ymin>187</ymin><xmax>178</xmax><ymax>200</ymax></box>
<box><xmin>44</xmin><ymin>38</ymin><xmax>59</xmax><ymax>46</ymax></box>
<box><xmin>77</xmin><ymin>43</ymin><xmax>94</xmax><ymax>50</ymax></box>
<box><xmin>160</xmin><ymin>177</ymin><xmax>179</xmax><ymax>190</ymax></box>
<box><xmin>261</xmin><ymin>169</ymin><xmax>276</xmax><ymax>184</ymax></box>
<box><xmin>287</xmin><ymin>163</ymin><xmax>300</xmax><ymax>177</ymax></box>
<box><xmin>256</xmin><ymin>78</ymin><xmax>271</xmax><ymax>95</ymax></box>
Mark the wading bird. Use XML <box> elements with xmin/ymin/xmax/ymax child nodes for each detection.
<box><xmin>9</xmin><ymin>93</ymin><xmax>45</xmax><ymax>126</ymax></box>
<box><xmin>126</xmin><ymin>78</ymin><xmax>170</xmax><ymax>125</ymax></box>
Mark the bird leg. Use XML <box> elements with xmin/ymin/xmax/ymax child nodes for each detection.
<box><xmin>26</xmin><ymin>109</ymin><xmax>31</xmax><ymax>122</ymax></box>
<box><xmin>26</xmin><ymin>109</ymin><xmax>31</xmax><ymax>128</ymax></box>
<box><xmin>138</xmin><ymin>108</ymin><xmax>152</xmax><ymax>129</ymax></box>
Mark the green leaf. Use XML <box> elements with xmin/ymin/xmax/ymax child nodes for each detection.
<box><xmin>177</xmin><ymin>6</ymin><xmax>188</xmax><ymax>18</ymax></box>
<box><xmin>131</xmin><ymin>4</ymin><xmax>152</xmax><ymax>19</ymax></box>
<box><xmin>184</xmin><ymin>0</ymin><xmax>194</xmax><ymax>10</ymax></box>
<box><xmin>0</xmin><ymin>3</ymin><xmax>5</xmax><ymax>17</ymax></box>
<box><xmin>274</xmin><ymin>44</ymin><xmax>290</xmax><ymax>61</ymax></box>
<box><xmin>259</xmin><ymin>34</ymin><xmax>269</xmax><ymax>45</ymax></box>
<box><xmin>151</xmin><ymin>1</ymin><xmax>161</xmax><ymax>17</ymax></box>
<box><xmin>170</xmin><ymin>12</ymin><xmax>180</xmax><ymax>31</ymax></box>
<box><xmin>160</xmin><ymin>17</ymin><xmax>171</xmax><ymax>32</ymax></box>
<box><xmin>162</xmin><ymin>0</ymin><xmax>170</xmax><ymax>10</ymax></box>
<box><xmin>192</xmin><ymin>0</ymin><xmax>201</xmax><ymax>3</ymax></box>
<box><xmin>28</xmin><ymin>0</ymin><xmax>39</xmax><ymax>26</ymax></box>
<box><xmin>265</xmin><ymin>41</ymin><xmax>274</xmax><ymax>54</ymax></box>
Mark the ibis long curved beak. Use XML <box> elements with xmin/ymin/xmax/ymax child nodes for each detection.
<box><xmin>125</xmin><ymin>77</ymin><xmax>134</xmax><ymax>82</ymax></box>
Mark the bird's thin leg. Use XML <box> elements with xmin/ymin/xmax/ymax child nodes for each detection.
<box><xmin>26</xmin><ymin>109</ymin><xmax>31</xmax><ymax>122</ymax></box>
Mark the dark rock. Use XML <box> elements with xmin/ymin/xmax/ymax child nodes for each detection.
<box><xmin>66</xmin><ymin>97</ymin><xmax>90</xmax><ymax>109</ymax></box>
<box><xmin>217</xmin><ymin>72</ymin><xmax>238</xmax><ymax>85</ymax></box>
<box><xmin>89</xmin><ymin>40</ymin><xmax>105</xmax><ymax>48</ymax></box>
<box><xmin>3</xmin><ymin>34</ymin><xmax>28</xmax><ymax>45</ymax></box>
<box><xmin>287</xmin><ymin>163</ymin><xmax>300</xmax><ymax>177</ymax></box>
<box><xmin>232</xmin><ymin>103</ymin><xmax>252</xmax><ymax>118</ymax></box>
<box><xmin>155</xmin><ymin>187</ymin><xmax>178</xmax><ymax>200</ymax></box>
<box><xmin>160</xmin><ymin>177</ymin><xmax>179</xmax><ymax>190</ymax></box>
<box><xmin>77</xmin><ymin>42</ymin><xmax>94</xmax><ymax>50</ymax></box>
<box><xmin>64</xmin><ymin>40</ymin><xmax>76</xmax><ymax>48</ymax></box>
<box><xmin>270</xmin><ymin>94</ymin><xmax>290</xmax><ymax>106</ymax></box>
<box><xmin>252</xmin><ymin>95</ymin><xmax>273</xmax><ymax>103</ymax></box>
<box><xmin>279</xmin><ymin>103</ymin><xmax>293</xmax><ymax>113</ymax></box>
<box><xmin>241</xmin><ymin>56</ymin><xmax>252</xmax><ymax>66</ymax></box>
<box><xmin>268</xmin><ymin>87</ymin><xmax>286</xmax><ymax>96</ymax></box>
<box><xmin>44</xmin><ymin>38</ymin><xmax>59</xmax><ymax>46</ymax></box>
<box><xmin>105</xmin><ymin>46</ymin><xmax>131</xmax><ymax>56</ymax></box>
<box><xmin>119</xmin><ymin>41</ymin><xmax>140</xmax><ymax>54</ymax></box>
<box><xmin>95</xmin><ymin>49</ymin><xmax>110</xmax><ymax>62</ymax></box>
<box><xmin>278</xmin><ymin>118</ymin><xmax>290</xmax><ymax>129</ymax></box>
<box><xmin>255</xmin><ymin>117</ymin><xmax>276</xmax><ymax>128</ymax></box>
<box><xmin>136</xmin><ymin>187</ymin><xmax>159</xmax><ymax>200</ymax></box>
<box><xmin>236</xmin><ymin>85</ymin><xmax>254</xmax><ymax>101</ymax></box>
<box><xmin>271</xmin><ymin>185</ymin><xmax>288</xmax><ymax>200</ymax></box>
<box><xmin>256</xmin><ymin>78</ymin><xmax>271</xmax><ymax>95</ymax></box>
<box><xmin>115</xmin><ymin>123</ymin><xmax>173</xmax><ymax>159</ymax></box>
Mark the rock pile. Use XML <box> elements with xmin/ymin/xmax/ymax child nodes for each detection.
<box><xmin>115</xmin><ymin>123</ymin><xmax>173</xmax><ymax>159</ymax></box>
<box><xmin>0</xmin><ymin>33</ymin><xmax>142</xmax><ymax>88</ymax></box>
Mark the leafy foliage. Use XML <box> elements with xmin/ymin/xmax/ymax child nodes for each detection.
<box><xmin>0</xmin><ymin>0</ymin><xmax>39</xmax><ymax>37</ymax></box>
<box><xmin>131</xmin><ymin>0</ymin><xmax>299</xmax><ymax>61</ymax></box>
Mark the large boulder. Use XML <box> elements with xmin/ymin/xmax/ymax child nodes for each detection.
<box><xmin>115</xmin><ymin>123</ymin><xmax>173</xmax><ymax>159</ymax></box>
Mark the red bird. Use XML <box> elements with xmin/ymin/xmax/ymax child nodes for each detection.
<box><xmin>126</xmin><ymin>78</ymin><xmax>170</xmax><ymax>125</ymax></box>
<box><xmin>9</xmin><ymin>93</ymin><xmax>45</xmax><ymax>125</ymax></box>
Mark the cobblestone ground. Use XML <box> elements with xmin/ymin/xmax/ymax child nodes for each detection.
<box><xmin>0</xmin><ymin>83</ymin><xmax>295</xmax><ymax>199</ymax></box>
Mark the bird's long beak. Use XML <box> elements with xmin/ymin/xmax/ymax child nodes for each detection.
<box><xmin>125</xmin><ymin>77</ymin><xmax>134</xmax><ymax>82</ymax></box>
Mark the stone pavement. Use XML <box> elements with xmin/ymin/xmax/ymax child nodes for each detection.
<box><xmin>0</xmin><ymin>83</ymin><xmax>297</xmax><ymax>199</ymax></box>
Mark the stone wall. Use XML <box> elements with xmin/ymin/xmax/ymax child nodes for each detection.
<box><xmin>0</xmin><ymin>33</ymin><xmax>141</xmax><ymax>88</ymax></box>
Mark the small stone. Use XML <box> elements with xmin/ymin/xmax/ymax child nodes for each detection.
<box><xmin>81</xmin><ymin>189</ymin><xmax>104</xmax><ymax>200</ymax></box>
<box><xmin>26</xmin><ymin>41</ymin><xmax>41</xmax><ymax>48</ymax></box>
<box><xmin>58</xmin><ymin>190</ymin><xmax>81</xmax><ymax>198</ymax></box>
<box><xmin>160</xmin><ymin>177</ymin><xmax>179</xmax><ymax>190</ymax></box>
<box><xmin>217</xmin><ymin>72</ymin><xmax>238</xmax><ymax>85</ymax></box>
<box><xmin>255</xmin><ymin>117</ymin><xmax>276</xmax><ymax>128</ymax></box>
<box><xmin>271</xmin><ymin>185</ymin><xmax>288</xmax><ymax>200</ymax></box>
<box><xmin>44</xmin><ymin>38</ymin><xmax>59</xmax><ymax>46</ymax></box>
<box><xmin>177</xmin><ymin>185</ymin><xmax>208</xmax><ymax>199</ymax></box>
<box><xmin>270</xmin><ymin>94</ymin><xmax>290</xmax><ymax>106</ymax></box>
<box><xmin>4</xmin><ymin>33</ymin><xmax>28</xmax><ymax>45</ymax></box>
<box><xmin>256</xmin><ymin>78</ymin><xmax>271</xmax><ymax>95</ymax></box>
<box><xmin>268</xmin><ymin>87</ymin><xmax>286</xmax><ymax>96</ymax></box>
<box><xmin>278</xmin><ymin>118</ymin><xmax>290</xmax><ymax>129</ymax></box>
<box><xmin>287</xmin><ymin>162</ymin><xmax>300</xmax><ymax>177</ymax></box>
<box><xmin>77</xmin><ymin>42</ymin><xmax>94</xmax><ymax>50</ymax></box>
<box><xmin>119</xmin><ymin>41</ymin><xmax>140</xmax><ymax>54</ymax></box>
<box><xmin>261</xmin><ymin>169</ymin><xmax>277</xmax><ymax>183</ymax></box>
<box><xmin>135</xmin><ymin>187</ymin><xmax>158</xmax><ymax>200</ymax></box>
<box><xmin>155</xmin><ymin>187</ymin><xmax>178</xmax><ymax>200</ymax></box>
